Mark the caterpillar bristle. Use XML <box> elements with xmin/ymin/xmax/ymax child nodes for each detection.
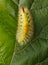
<box><xmin>16</xmin><ymin>7</ymin><xmax>34</xmax><ymax>45</ymax></box>
<box><xmin>22</xmin><ymin>7</ymin><xmax>24</xmax><ymax>12</ymax></box>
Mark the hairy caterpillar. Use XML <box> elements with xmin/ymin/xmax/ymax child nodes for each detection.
<box><xmin>16</xmin><ymin>7</ymin><xmax>34</xmax><ymax>45</ymax></box>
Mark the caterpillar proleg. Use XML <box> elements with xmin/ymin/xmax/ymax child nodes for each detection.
<box><xmin>16</xmin><ymin>7</ymin><xmax>34</xmax><ymax>45</ymax></box>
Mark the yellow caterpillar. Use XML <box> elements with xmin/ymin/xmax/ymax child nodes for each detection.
<box><xmin>16</xmin><ymin>7</ymin><xmax>34</xmax><ymax>45</ymax></box>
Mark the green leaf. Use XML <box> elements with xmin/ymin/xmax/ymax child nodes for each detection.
<box><xmin>0</xmin><ymin>0</ymin><xmax>48</xmax><ymax>65</ymax></box>
<box><xmin>0</xmin><ymin>0</ymin><xmax>18</xmax><ymax>65</ymax></box>
<box><xmin>36</xmin><ymin>57</ymin><xmax>48</xmax><ymax>65</ymax></box>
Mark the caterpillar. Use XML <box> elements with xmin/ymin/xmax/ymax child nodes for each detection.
<box><xmin>16</xmin><ymin>7</ymin><xmax>34</xmax><ymax>45</ymax></box>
